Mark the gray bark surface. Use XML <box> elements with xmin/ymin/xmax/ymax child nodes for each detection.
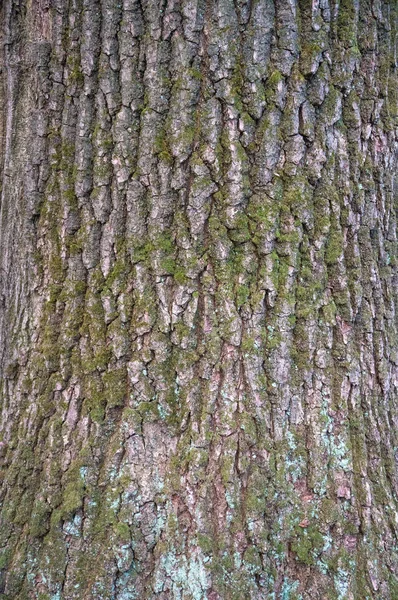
<box><xmin>0</xmin><ymin>0</ymin><xmax>398</xmax><ymax>598</ymax></box>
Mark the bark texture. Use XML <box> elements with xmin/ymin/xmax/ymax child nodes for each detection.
<box><xmin>0</xmin><ymin>0</ymin><xmax>398</xmax><ymax>598</ymax></box>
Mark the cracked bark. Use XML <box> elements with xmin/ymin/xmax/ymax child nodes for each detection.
<box><xmin>0</xmin><ymin>0</ymin><xmax>398</xmax><ymax>598</ymax></box>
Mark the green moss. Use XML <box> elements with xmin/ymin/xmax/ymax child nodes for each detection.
<box><xmin>104</xmin><ymin>253</ymin><xmax>130</xmax><ymax>292</ymax></box>
<box><xmin>320</xmin><ymin>498</ymin><xmax>340</xmax><ymax>525</ymax></box>
<box><xmin>230</xmin><ymin>58</ymin><xmax>246</xmax><ymax>111</ymax></box>
<box><xmin>136</xmin><ymin>401</ymin><xmax>160</xmax><ymax>422</ymax></box>
<box><xmin>322</xmin><ymin>300</ymin><xmax>337</xmax><ymax>325</ymax></box>
<box><xmin>59</xmin><ymin>481</ymin><xmax>84</xmax><ymax>520</ymax></box>
<box><xmin>30</xmin><ymin>501</ymin><xmax>51</xmax><ymax>538</ymax></box>
<box><xmin>321</xmin><ymin>86</ymin><xmax>342</xmax><ymax>123</ymax></box>
<box><xmin>103</xmin><ymin>367</ymin><xmax>127</xmax><ymax>409</ymax></box>
<box><xmin>271</xmin><ymin>253</ymin><xmax>291</xmax><ymax>300</ymax></box>
<box><xmin>154</xmin><ymin>127</ymin><xmax>173</xmax><ymax>163</ymax></box>
<box><xmin>83</xmin><ymin>376</ymin><xmax>106</xmax><ymax>422</ymax></box>
<box><xmin>59</xmin><ymin>280</ymin><xmax>86</xmax><ymax>302</ymax></box>
<box><xmin>48</xmin><ymin>251</ymin><xmax>64</xmax><ymax>285</ymax></box>
<box><xmin>163</xmin><ymin>387</ymin><xmax>182</xmax><ymax>428</ymax></box>
<box><xmin>160</xmin><ymin>256</ymin><xmax>177</xmax><ymax>274</ymax></box>
<box><xmin>267</xmin><ymin>69</ymin><xmax>283</xmax><ymax>87</ymax></box>
<box><xmin>13</xmin><ymin>490</ymin><xmax>35</xmax><ymax>526</ymax></box>
<box><xmin>173</xmin><ymin>266</ymin><xmax>188</xmax><ymax>284</ymax></box>
<box><xmin>197</xmin><ymin>533</ymin><xmax>213</xmax><ymax>555</ymax></box>
<box><xmin>172</xmin><ymin>322</ymin><xmax>191</xmax><ymax>342</ymax></box>
<box><xmin>59</xmin><ymin>141</ymin><xmax>76</xmax><ymax>171</ymax></box>
<box><xmin>228</xmin><ymin>212</ymin><xmax>251</xmax><ymax>243</ymax></box>
<box><xmin>276</xmin><ymin>229</ymin><xmax>301</xmax><ymax>246</ymax></box>
<box><xmin>93</xmin><ymin>159</ymin><xmax>112</xmax><ymax>181</ymax></box>
<box><xmin>325</xmin><ymin>225</ymin><xmax>344</xmax><ymax>265</ymax></box>
<box><xmin>113</xmin><ymin>522</ymin><xmax>131</xmax><ymax>542</ymax></box>
<box><xmin>243</xmin><ymin>546</ymin><xmax>262</xmax><ymax>571</ymax></box>
<box><xmin>282</xmin><ymin>176</ymin><xmax>313</xmax><ymax>217</ymax></box>
<box><xmin>188</xmin><ymin>66</ymin><xmax>203</xmax><ymax>81</ymax></box>
<box><xmin>247</xmin><ymin>195</ymin><xmax>278</xmax><ymax>235</ymax></box>
<box><xmin>295</xmin><ymin>254</ymin><xmax>323</xmax><ymax>319</ymax></box>
<box><xmin>342</xmin><ymin>91</ymin><xmax>361</xmax><ymax>129</ymax></box>
<box><xmin>66</xmin><ymin>54</ymin><xmax>84</xmax><ymax>85</ymax></box>
<box><xmin>300</xmin><ymin>40</ymin><xmax>323</xmax><ymax>70</ymax></box>
<box><xmin>291</xmin><ymin>525</ymin><xmax>324</xmax><ymax>566</ymax></box>
<box><xmin>175</xmin><ymin>122</ymin><xmax>196</xmax><ymax>150</ymax></box>
<box><xmin>236</xmin><ymin>284</ymin><xmax>250</xmax><ymax>308</ymax></box>
<box><xmin>130</xmin><ymin>239</ymin><xmax>154</xmax><ymax>264</ymax></box>
<box><xmin>82</xmin><ymin>346</ymin><xmax>112</xmax><ymax>374</ymax></box>
<box><xmin>337</xmin><ymin>0</ymin><xmax>357</xmax><ymax>47</ymax></box>
<box><xmin>0</xmin><ymin>548</ymin><xmax>11</xmax><ymax>570</ymax></box>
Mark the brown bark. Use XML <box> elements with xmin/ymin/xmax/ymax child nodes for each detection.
<box><xmin>0</xmin><ymin>0</ymin><xmax>398</xmax><ymax>598</ymax></box>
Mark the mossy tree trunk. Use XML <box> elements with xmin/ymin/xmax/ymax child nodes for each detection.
<box><xmin>0</xmin><ymin>0</ymin><xmax>398</xmax><ymax>598</ymax></box>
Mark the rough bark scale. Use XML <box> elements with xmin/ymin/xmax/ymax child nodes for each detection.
<box><xmin>0</xmin><ymin>0</ymin><xmax>397</xmax><ymax>598</ymax></box>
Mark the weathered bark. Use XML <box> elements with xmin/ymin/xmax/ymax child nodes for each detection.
<box><xmin>0</xmin><ymin>0</ymin><xmax>397</xmax><ymax>598</ymax></box>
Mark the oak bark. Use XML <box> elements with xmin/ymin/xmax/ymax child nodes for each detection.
<box><xmin>0</xmin><ymin>0</ymin><xmax>398</xmax><ymax>598</ymax></box>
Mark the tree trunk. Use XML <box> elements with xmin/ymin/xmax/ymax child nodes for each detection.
<box><xmin>0</xmin><ymin>0</ymin><xmax>397</xmax><ymax>598</ymax></box>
